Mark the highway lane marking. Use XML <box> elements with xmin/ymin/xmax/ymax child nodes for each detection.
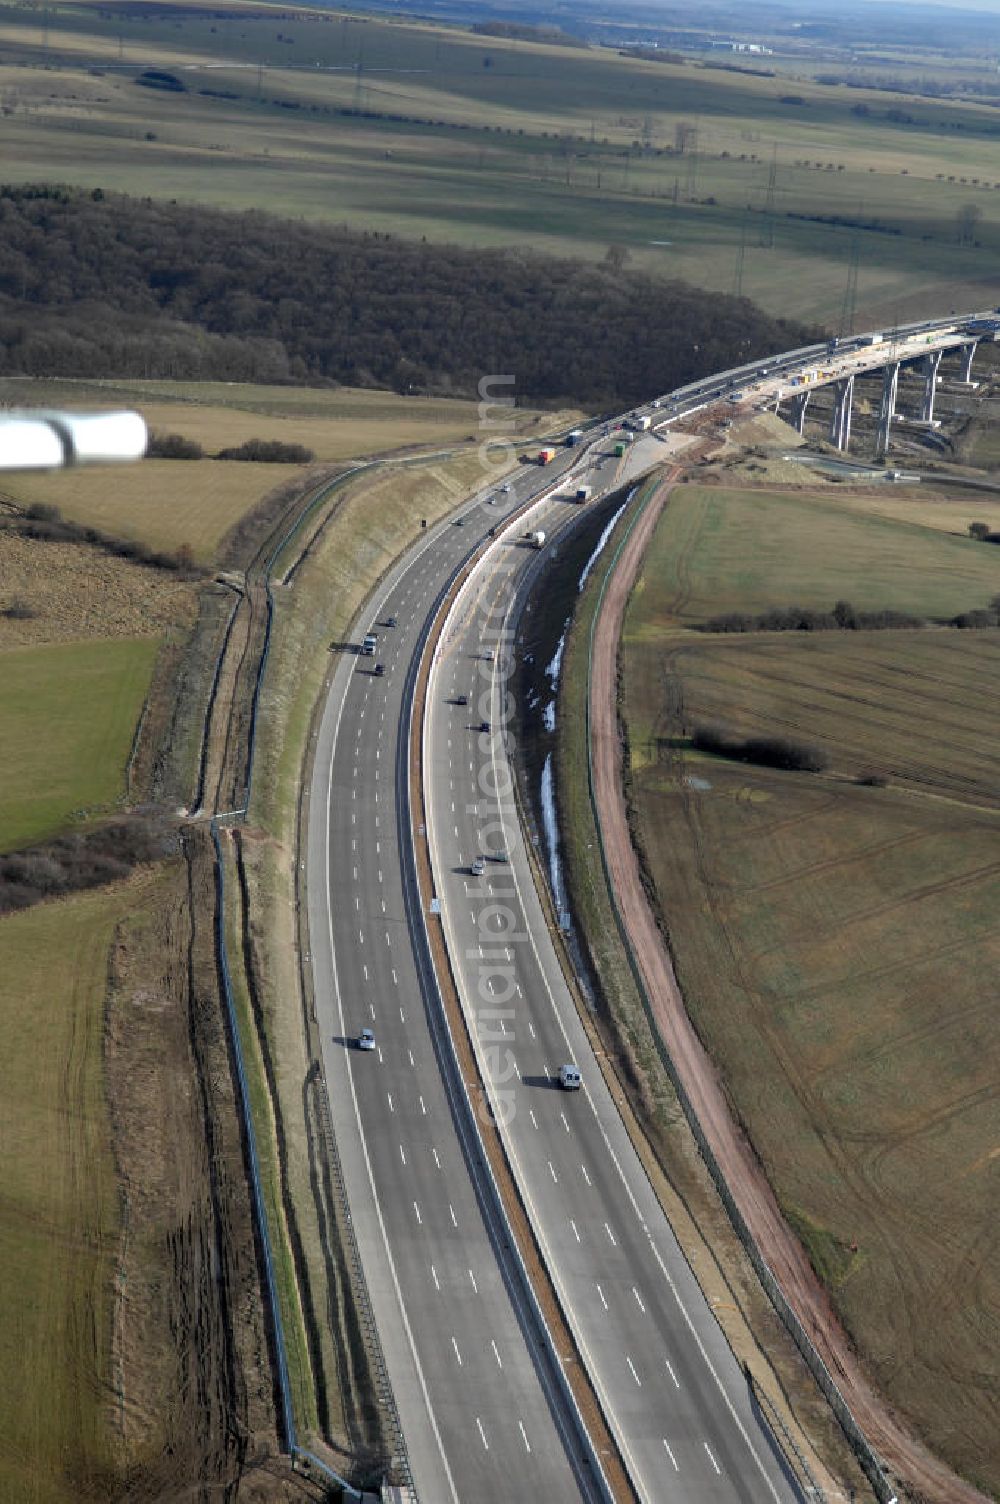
<box><xmin>451</xmin><ymin>1337</ymin><xmax>462</xmax><ymax>1366</ymax></box>
<box><xmin>491</xmin><ymin>1338</ymin><xmax>502</xmax><ymax>1368</ymax></box>
<box><xmin>432</xmin><ymin>1148</ymin><xmax>441</xmax><ymax>1169</ymax></box>
<box><xmin>559</xmin><ymin>1111</ymin><xmax>570</xmax><ymax>1133</ymax></box>
<box><xmin>633</xmin><ymin>1287</ymin><xmax>646</xmax><ymax>1314</ymax></box>
<box><xmin>663</xmin><ymin>1441</ymin><xmax>679</xmax><ymax>1472</ymax></box>
<box><xmin>399</xmin><ymin>1006</ymin><xmax>405</xmax><ymax>1021</ymax></box>
<box><xmin>570</xmin><ymin>1219</ymin><xmax>580</xmax><ymax>1243</ymax></box>
<box><xmin>413</xmin><ymin>1200</ymin><xmax>421</xmax><ymax>1225</ymax></box>
<box><xmin>449</xmin><ymin>1203</ymin><xmax>458</xmax><ymax>1227</ymax></box>
<box><xmin>528</xmin><ymin>1110</ymin><xmax>538</xmax><ymax>1130</ymax></box>
<box><xmin>399</xmin><ymin>1144</ymin><xmax>407</xmax><ymax>1166</ymax></box>
<box><xmin>377</xmin><ymin>870</ymin><xmax>382</xmax><ymax>883</ymax></box>
<box><xmin>526</xmin><ymin>1017</ymin><xmax>533</xmax><ymax>1035</ymax></box>
<box><xmin>547</xmin><ymin>1161</ymin><xmax>558</xmax><ymax>1183</ymax></box>
<box><xmin>385</xmin><ymin>931</ymin><xmax>391</xmax><ymax>946</ymax></box>
<box><xmin>352</xmin><ymin>866</ymin><xmax>358</xmax><ymax>880</ymax></box>
<box><xmin>704</xmin><ymin>1442</ymin><xmax>721</xmax><ymax>1475</ymax></box>
<box><xmin>362</xmin><ymin>964</ymin><xmax>368</xmax><ymax>981</ymax></box>
<box><xmin>626</xmin><ymin>1356</ymin><xmax>641</xmax><ymax>1387</ymax></box>
<box><xmin>430</xmin><ymin>1264</ymin><xmax>440</xmax><ymax>1291</ymax></box>
<box><xmin>419</xmin><ymin>1095</ymin><xmax>427</xmax><ymax>1115</ymax></box>
<box><xmin>355</xmin><ymin>897</ymin><xmax>360</xmax><ymax>911</ymax></box>
<box><xmin>605</xmin><ymin>1222</ymin><xmax>617</xmax><ymax>1246</ymax></box>
<box><xmin>596</xmin><ymin>1283</ymin><xmax>608</xmax><ymax>1311</ymax></box>
<box><xmin>391</xmin><ymin>969</ymin><xmax>397</xmax><ymax>985</ymax></box>
<box><xmin>408</xmin><ymin>1050</ymin><xmax>415</xmax><ymax>1067</ymax></box>
<box><xmin>475</xmin><ymin>1417</ymin><xmax>488</xmax><ymax>1451</ymax></box>
<box><xmin>387</xmin><ymin>1093</ymin><xmax>394</xmax><ymax>1113</ymax></box>
<box><xmin>665</xmin><ymin>1357</ymin><xmax>680</xmax><ymax>1388</ymax></box>
<box><xmin>358</xmin><ymin>927</ymin><xmax>364</xmax><ymax>944</ymax></box>
<box><xmin>376</xmin><ymin>1047</ymin><xmax>383</xmax><ymax>1064</ymax></box>
<box><xmin>381</xmin><ymin>900</ymin><xmax>386</xmax><ymax>913</ymax></box>
<box><xmin>581</xmin><ymin>1164</ymin><xmax>591</xmax><ymax>1186</ymax></box>
<box><xmin>321</xmin><ymin>552</ymin><xmax>462</xmax><ymax>1504</ymax></box>
<box><xmin>518</xmin><ymin>1420</ymin><xmax>531</xmax><ymax>1453</ymax></box>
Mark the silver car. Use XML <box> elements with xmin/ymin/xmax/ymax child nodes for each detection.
<box><xmin>358</xmin><ymin>1028</ymin><xmax>376</xmax><ymax>1052</ymax></box>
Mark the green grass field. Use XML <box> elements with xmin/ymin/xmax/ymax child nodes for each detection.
<box><xmin>621</xmin><ymin>482</ymin><xmax>1000</xmax><ymax>1496</ymax></box>
<box><xmin>0</xmin><ymin>882</ymin><xmax>130</xmax><ymax>1501</ymax></box>
<box><xmin>0</xmin><ymin>637</ymin><xmax>159</xmax><ymax>851</ymax></box>
<box><xmin>2</xmin><ymin>2</ymin><xmax>1000</xmax><ymax>323</ymax></box>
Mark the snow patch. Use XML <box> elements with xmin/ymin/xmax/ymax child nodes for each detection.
<box><xmin>578</xmin><ymin>490</ymin><xmax>634</xmax><ymax>594</ymax></box>
<box><xmin>540</xmin><ymin>753</ymin><xmax>569</xmax><ymax>916</ymax></box>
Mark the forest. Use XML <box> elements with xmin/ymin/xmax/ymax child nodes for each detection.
<box><xmin>0</xmin><ymin>186</ymin><xmax>818</xmax><ymax>406</ymax></box>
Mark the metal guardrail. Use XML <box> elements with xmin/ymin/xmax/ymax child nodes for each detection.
<box><xmin>581</xmin><ymin>479</ymin><xmax>898</xmax><ymax>1504</ymax></box>
<box><xmin>211</xmin><ymin>817</ymin><xmax>364</xmax><ymax>1500</ymax></box>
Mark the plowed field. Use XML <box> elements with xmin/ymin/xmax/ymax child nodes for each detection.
<box><xmin>622</xmin><ymin>484</ymin><xmax>1000</xmax><ymax>1498</ymax></box>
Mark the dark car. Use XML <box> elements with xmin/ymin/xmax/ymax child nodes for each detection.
<box><xmin>386</xmin><ymin>614</ymin><xmax>398</xmax><ymax>628</ymax></box>
<box><xmin>480</xmin><ymin>720</ymin><xmax>491</xmax><ymax>733</ymax></box>
<box><xmin>455</xmin><ymin>692</ymin><xmax>469</xmax><ymax>706</ymax></box>
<box><xmin>374</xmin><ymin>662</ymin><xmax>385</xmax><ymax>677</ymax></box>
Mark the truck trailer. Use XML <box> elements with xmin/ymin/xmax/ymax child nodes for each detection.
<box><xmin>361</xmin><ymin>632</ymin><xmax>378</xmax><ymax>656</ymax></box>
<box><xmin>537</xmin><ymin>447</ymin><xmax>556</xmax><ymax>465</ymax></box>
<box><xmin>628</xmin><ymin>414</ymin><xmax>652</xmax><ymax>432</ymax></box>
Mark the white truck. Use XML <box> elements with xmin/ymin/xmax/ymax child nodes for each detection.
<box><xmin>565</xmin><ymin>429</ymin><xmax>584</xmax><ymax>446</ymax></box>
<box><xmin>525</xmin><ymin>529</ymin><xmax>546</xmax><ymax>549</ymax></box>
<box><xmin>361</xmin><ymin>632</ymin><xmax>378</xmax><ymax>655</ymax></box>
<box><xmin>628</xmin><ymin>414</ymin><xmax>652</xmax><ymax>432</ymax></box>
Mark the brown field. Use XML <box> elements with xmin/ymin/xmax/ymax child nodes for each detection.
<box><xmin>622</xmin><ymin>484</ymin><xmax>1000</xmax><ymax>1497</ymax></box>
<box><xmin>0</xmin><ymin>378</ymin><xmax>557</xmax><ymax>463</ymax></box>
<box><xmin>0</xmin><ymin>883</ymin><xmax>125</xmax><ymax>1501</ymax></box>
<box><xmin>0</xmin><ymin>531</ymin><xmax>198</xmax><ymax>647</ymax></box>
<box><xmin>1</xmin><ymin>458</ymin><xmax>299</xmax><ymax>564</ymax></box>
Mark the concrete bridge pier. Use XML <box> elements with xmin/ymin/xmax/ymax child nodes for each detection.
<box><xmin>959</xmin><ymin>339</ymin><xmax>979</xmax><ymax>383</ymax></box>
<box><xmin>920</xmin><ymin>349</ymin><xmax>943</xmax><ymax>423</ymax></box>
<box><xmin>875</xmin><ymin>361</ymin><xmax>899</xmax><ymax>461</ymax></box>
<box><xmin>829</xmin><ymin>375</ymin><xmax>854</xmax><ymax>451</ymax></box>
<box><xmin>789</xmin><ymin>390</ymin><xmax>811</xmax><ymax>434</ymax></box>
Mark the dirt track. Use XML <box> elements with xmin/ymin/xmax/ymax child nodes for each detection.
<box><xmin>588</xmin><ymin>468</ymin><xmax>990</xmax><ymax>1504</ymax></box>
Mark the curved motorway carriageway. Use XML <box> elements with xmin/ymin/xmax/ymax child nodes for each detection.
<box><xmin>423</xmin><ymin>478</ymin><xmax>800</xmax><ymax>1504</ymax></box>
<box><xmin>305</xmin><ymin>417</ymin><xmax>800</xmax><ymax>1501</ymax></box>
<box><xmin>307</xmin><ymin>447</ymin><xmax>599</xmax><ymax>1503</ymax></box>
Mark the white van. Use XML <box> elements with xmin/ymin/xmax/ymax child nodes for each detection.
<box><xmin>558</xmin><ymin>1064</ymin><xmax>581</xmax><ymax>1091</ymax></box>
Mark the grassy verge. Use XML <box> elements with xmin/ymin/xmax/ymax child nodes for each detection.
<box><xmin>0</xmin><ymin>883</ymin><xmax>130</xmax><ymax>1502</ymax></box>
<box><xmin>621</xmin><ymin>480</ymin><xmax>1000</xmax><ymax>1497</ymax></box>
<box><xmin>220</xmin><ymin>836</ymin><xmax>318</xmax><ymax>1437</ymax></box>
<box><xmin>0</xmin><ymin>636</ymin><xmax>160</xmax><ymax>852</ymax></box>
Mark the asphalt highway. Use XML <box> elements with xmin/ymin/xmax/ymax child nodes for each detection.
<box><xmin>423</xmin><ymin>479</ymin><xmax>803</xmax><ymax>1504</ymax></box>
<box><xmin>307</xmin><ymin>447</ymin><xmax>605</xmax><ymax>1503</ymax></box>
